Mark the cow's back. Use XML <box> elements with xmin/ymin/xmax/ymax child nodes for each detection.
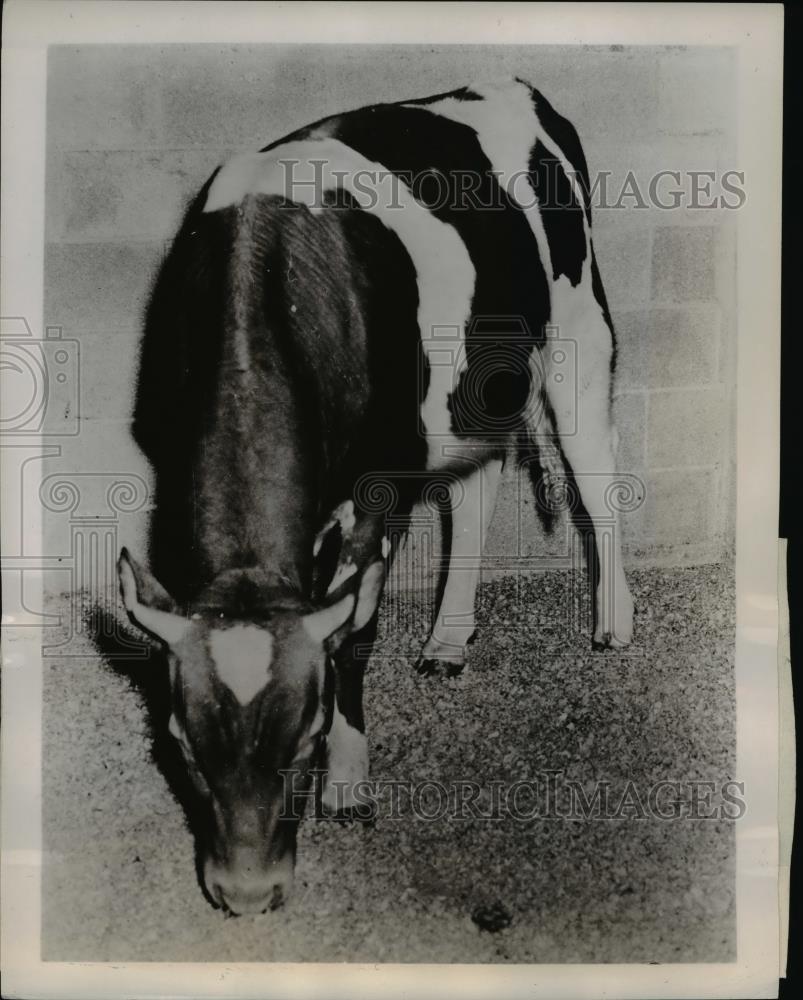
<box><xmin>135</xmin><ymin>78</ymin><xmax>596</xmax><ymax>597</ymax></box>
<box><xmin>136</xmin><ymin>185</ymin><xmax>427</xmax><ymax>597</ymax></box>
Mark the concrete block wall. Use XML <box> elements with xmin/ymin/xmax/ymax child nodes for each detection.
<box><xmin>41</xmin><ymin>44</ymin><xmax>737</xmax><ymax>589</ymax></box>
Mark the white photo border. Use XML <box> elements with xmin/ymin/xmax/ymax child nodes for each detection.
<box><xmin>1</xmin><ymin>2</ymin><xmax>784</xmax><ymax>998</ymax></box>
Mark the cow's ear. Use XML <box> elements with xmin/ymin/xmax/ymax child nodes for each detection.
<box><xmin>303</xmin><ymin>561</ymin><xmax>386</xmax><ymax>648</ymax></box>
<box><xmin>118</xmin><ymin>548</ymin><xmax>190</xmax><ymax>647</ymax></box>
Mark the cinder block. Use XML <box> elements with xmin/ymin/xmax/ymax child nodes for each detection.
<box><xmin>153</xmin><ymin>43</ymin><xmax>662</xmax><ymax>151</ymax></box>
<box><xmin>535</xmin><ymin>48</ymin><xmax>661</xmax><ymax>146</ymax></box>
<box><xmin>48</xmin><ymin>150</ymin><xmax>222</xmax><ymax>244</ymax></box>
<box><xmin>45</xmin><ymin>242</ymin><xmax>164</xmax><ymax>335</ymax></box>
<box><xmin>613</xmin><ymin>391</ymin><xmax>646</xmax><ymax>471</ymax></box>
<box><xmin>642</xmin><ymin>467</ymin><xmax>716</xmax><ymax>544</ymax></box>
<box><xmin>78</xmin><ymin>331</ymin><xmax>141</xmax><ymax>421</ymax></box>
<box><xmin>483</xmin><ymin>469</ymin><xmax>523</xmax><ymax>560</ymax></box>
<box><xmin>613</xmin><ymin>305</ymin><xmax>723</xmax><ymax>393</ymax></box>
<box><xmin>46</xmin><ymin>42</ymin><xmax>732</xmax><ymax>152</ymax></box>
<box><xmin>587</xmin><ymin>134</ymin><xmax>735</xmax><ymax>229</ymax></box>
<box><xmin>646</xmin><ymin>305</ymin><xmax>719</xmax><ymax>387</ymax></box>
<box><xmin>611</xmin><ymin>308</ymin><xmax>649</xmax><ymax>389</ymax></box>
<box><xmin>155</xmin><ymin>44</ymin><xmax>404</xmax><ymax>150</ymax></box>
<box><xmin>651</xmin><ymin>226</ymin><xmax>717</xmax><ymax>304</ymax></box>
<box><xmin>619</xmin><ymin>466</ymin><xmax>649</xmax><ymax>545</ymax></box>
<box><xmin>589</xmin><ymin>198</ymin><xmax>655</xmax><ymax>241</ymax></box>
<box><xmin>714</xmin><ymin>217</ymin><xmax>738</xmax><ymax>385</ymax></box>
<box><xmin>46</xmin><ymin>42</ymin><xmax>679</xmax><ymax>154</ymax></box>
<box><xmin>647</xmin><ymin>386</ymin><xmax>727</xmax><ymax>468</ymax></box>
<box><xmin>593</xmin><ymin>226</ymin><xmax>653</xmax><ymax>308</ymax></box>
<box><xmin>656</xmin><ymin>48</ymin><xmax>736</xmax><ymax>138</ymax></box>
<box><xmin>47</xmin><ymin>46</ymin><xmax>167</xmax><ymax>150</ymax></box>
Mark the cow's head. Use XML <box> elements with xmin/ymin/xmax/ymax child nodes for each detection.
<box><xmin>117</xmin><ymin>548</ymin><xmax>381</xmax><ymax>915</ymax></box>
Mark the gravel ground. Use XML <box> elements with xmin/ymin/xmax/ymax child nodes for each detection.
<box><xmin>42</xmin><ymin>564</ymin><xmax>736</xmax><ymax>962</ymax></box>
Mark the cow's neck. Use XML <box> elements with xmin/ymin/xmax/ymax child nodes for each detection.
<box><xmin>192</xmin><ymin>198</ymin><xmax>359</xmax><ymax>604</ymax></box>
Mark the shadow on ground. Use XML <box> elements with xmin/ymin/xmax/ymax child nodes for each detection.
<box><xmin>88</xmin><ymin>610</ymin><xmax>220</xmax><ymax>909</ymax></box>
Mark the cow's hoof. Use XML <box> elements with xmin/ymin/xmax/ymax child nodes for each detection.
<box><xmin>592</xmin><ymin>631</ymin><xmax>630</xmax><ymax>651</ymax></box>
<box><xmin>414</xmin><ymin>656</ymin><xmax>464</xmax><ymax>677</ymax></box>
<box><xmin>444</xmin><ymin>659</ymin><xmax>465</xmax><ymax>677</ymax></box>
<box><xmin>414</xmin><ymin>656</ymin><xmax>439</xmax><ymax>676</ymax></box>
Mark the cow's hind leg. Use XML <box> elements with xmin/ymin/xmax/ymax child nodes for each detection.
<box><xmin>415</xmin><ymin>456</ymin><xmax>503</xmax><ymax>676</ymax></box>
<box><xmin>542</xmin><ymin>286</ymin><xmax>634</xmax><ymax>648</ymax></box>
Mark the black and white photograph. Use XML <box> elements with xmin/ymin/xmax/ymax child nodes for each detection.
<box><xmin>0</xmin><ymin>3</ymin><xmax>786</xmax><ymax>998</ymax></box>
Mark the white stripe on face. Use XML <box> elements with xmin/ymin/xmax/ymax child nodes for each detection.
<box><xmin>209</xmin><ymin>625</ymin><xmax>274</xmax><ymax>705</ymax></box>
<box><xmin>203</xmin><ymin>138</ymin><xmax>476</xmax><ymax>469</ymax></box>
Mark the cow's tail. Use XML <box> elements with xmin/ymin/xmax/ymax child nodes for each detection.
<box><xmin>516</xmin><ymin>414</ymin><xmax>569</xmax><ymax>534</ymax></box>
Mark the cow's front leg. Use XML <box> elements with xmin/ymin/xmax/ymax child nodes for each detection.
<box><xmin>318</xmin><ymin>513</ymin><xmax>389</xmax><ymax>817</ymax></box>
<box><xmin>321</xmin><ymin>610</ymin><xmax>379</xmax><ymax>817</ymax></box>
<box><xmin>415</xmin><ymin>456</ymin><xmax>503</xmax><ymax>676</ymax></box>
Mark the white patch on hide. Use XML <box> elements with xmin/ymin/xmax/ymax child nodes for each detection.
<box><xmin>209</xmin><ymin>625</ymin><xmax>273</xmax><ymax>705</ymax></box>
<box><xmin>419</xmin><ymin>80</ymin><xmax>557</xmax><ymax>283</ymax></box>
<box><xmin>204</xmin><ymin>139</ymin><xmax>476</xmax><ymax>469</ymax></box>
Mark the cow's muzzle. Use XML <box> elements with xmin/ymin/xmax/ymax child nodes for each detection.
<box><xmin>203</xmin><ymin>847</ymin><xmax>294</xmax><ymax>915</ymax></box>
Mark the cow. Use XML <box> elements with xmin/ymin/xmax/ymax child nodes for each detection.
<box><xmin>118</xmin><ymin>78</ymin><xmax>634</xmax><ymax>915</ymax></box>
